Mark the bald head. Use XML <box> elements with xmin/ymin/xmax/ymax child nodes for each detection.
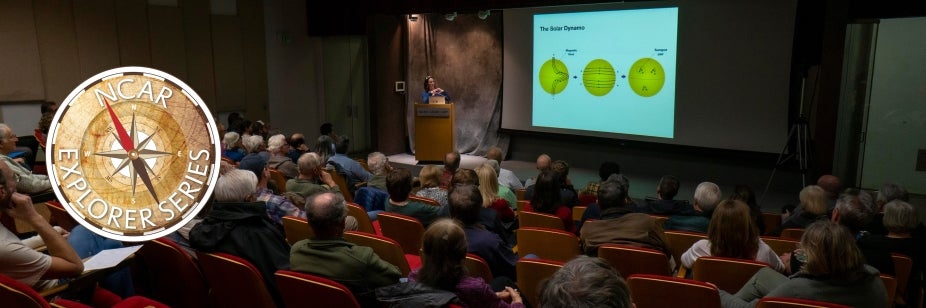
<box><xmin>536</xmin><ymin>154</ymin><xmax>552</xmax><ymax>172</ymax></box>
<box><xmin>817</xmin><ymin>175</ymin><xmax>842</xmax><ymax>199</ymax></box>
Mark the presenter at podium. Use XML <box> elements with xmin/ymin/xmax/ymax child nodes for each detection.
<box><xmin>422</xmin><ymin>75</ymin><xmax>451</xmax><ymax>104</ymax></box>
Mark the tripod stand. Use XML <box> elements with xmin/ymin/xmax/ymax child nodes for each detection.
<box><xmin>761</xmin><ymin>115</ymin><xmax>811</xmax><ymax>205</ymax></box>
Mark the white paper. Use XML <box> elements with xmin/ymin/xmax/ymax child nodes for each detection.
<box><xmin>82</xmin><ymin>245</ymin><xmax>143</xmax><ymax>273</ymax></box>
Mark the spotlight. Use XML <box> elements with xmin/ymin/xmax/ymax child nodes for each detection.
<box><xmin>408</xmin><ymin>14</ymin><xmax>419</xmax><ymax>22</ymax></box>
<box><xmin>444</xmin><ymin>12</ymin><xmax>457</xmax><ymax>21</ymax></box>
<box><xmin>478</xmin><ymin>10</ymin><xmax>491</xmax><ymax>20</ymax></box>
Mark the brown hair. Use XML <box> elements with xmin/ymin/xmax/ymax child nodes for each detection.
<box><xmin>708</xmin><ymin>200</ymin><xmax>759</xmax><ymax>260</ymax></box>
<box><xmin>417</xmin><ymin>218</ymin><xmax>468</xmax><ymax>291</ymax></box>
<box><xmin>800</xmin><ymin>220</ymin><xmax>866</xmax><ymax>276</ymax></box>
<box><xmin>418</xmin><ymin>165</ymin><xmax>442</xmax><ymax>189</ymax></box>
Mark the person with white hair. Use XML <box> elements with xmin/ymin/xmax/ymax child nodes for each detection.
<box><xmin>189</xmin><ymin>168</ymin><xmax>291</xmax><ymax>307</ymax></box>
<box><xmin>266</xmin><ymin>134</ymin><xmax>298</xmax><ymax>179</ymax></box>
<box><xmin>221</xmin><ymin>131</ymin><xmax>245</xmax><ymax>162</ymax></box>
<box><xmin>664</xmin><ymin>182</ymin><xmax>722</xmax><ymax>233</ymax></box>
<box><xmin>365</xmin><ymin>151</ymin><xmax>390</xmax><ymax>191</ymax></box>
<box><xmin>0</xmin><ymin>124</ymin><xmax>51</xmax><ymax>194</ymax></box>
<box><xmin>286</xmin><ymin>153</ymin><xmax>340</xmax><ymax>197</ymax></box>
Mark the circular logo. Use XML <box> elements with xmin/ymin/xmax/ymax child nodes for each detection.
<box><xmin>47</xmin><ymin>67</ymin><xmax>221</xmax><ymax>242</ymax></box>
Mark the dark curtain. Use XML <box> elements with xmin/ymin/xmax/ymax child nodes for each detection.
<box><xmin>406</xmin><ymin>13</ymin><xmax>509</xmax><ymax>156</ymax></box>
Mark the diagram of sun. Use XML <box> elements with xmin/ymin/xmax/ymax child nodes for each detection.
<box><xmin>582</xmin><ymin>59</ymin><xmax>616</xmax><ymax>96</ymax></box>
<box><xmin>628</xmin><ymin>57</ymin><xmax>666</xmax><ymax>97</ymax></box>
<box><xmin>539</xmin><ymin>57</ymin><xmax>570</xmax><ymax>95</ymax></box>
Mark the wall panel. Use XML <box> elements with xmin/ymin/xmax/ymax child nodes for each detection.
<box><xmin>148</xmin><ymin>5</ymin><xmax>187</xmax><ymax>79</ymax></box>
<box><xmin>116</xmin><ymin>0</ymin><xmax>151</xmax><ymax>67</ymax></box>
<box><xmin>0</xmin><ymin>0</ymin><xmax>44</xmax><ymax>101</ymax></box>
<box><xmin>33</xmin><ymin>0</ymin><xmax>81</xmax><ymax>103</ymax></box>
<box><xmin>72</xmin><ymin>0</ymin><xmax>120</xmax><ymax>79</ymax></box>
<box><xmin>211</xmin><ymin>16</ymin><xmax>246</xmax><ymax>111</ymax></box>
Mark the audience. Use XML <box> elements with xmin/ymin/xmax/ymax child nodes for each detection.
<box><xmin>366</xmin><ymin>152</ymin><xmax>390</xmax><ymax>191</ymax></box>
<box><xmin>313</xmin><ymin>135</ymin><xmax>337</xmax><ymax>168</ymax></box>
<box><xmin>579</xmin><ymin>175</ymin><xmax>670</xmax><ymax>265</ymax></box>
<box><xmin>817</xmin><ymin>174</ymin><xmax>843</xmax><ymax>212</ymax></box>
<box><xmin>664</xmin><ymin>182</ymin><xmax>722</xmax><ymax>233</ymax></box>
<box><xmin>526</xmin><ymin>170</ymin><xmax>576</xmax><ymax>233</ymax></box>
<box><xmin>635</xmin><ymin>175</ymin><xmax>696</xmax><ymax>216</ymax></box>
<box><xmin>386</xmin><ymin>168</ymin><xmax>444</xmax><ymax>227</ymax></box>
<box><xmin>829</xmin><ymin>189</ymin><xmax>894</xmax><ymax>276</ymax></box>
<box><xmin>526</xmin><ymin>160</ymin><xmax>579</xmax><ymax>206</ymax></box>
<box><xmin>290</xmin><ymin>192</ymin><xmax>401</xmax><ymax>306</ymax></box>
<box><xmin>443</xmin><ymin>168</ymin><xmax>510</xmax><ymax>244</ymax></box>
<box><xmin>286</xmin><ymin>153</ymin><xmax>341</xmax><ymax>197</ymax></box>
<box><xmin>769</xmin><ymin>185</ymin><xmax>828</xmax><ymax>236</ymax></box>
<box><xmin>237</xmin><ymin>134</ymin><xmax>269</xmax><ymax>177</ymax></box>
<box><xmin>189</xmin><ymin>168</ymin><xmax>290</xmax><ymax>307</ymax></box>
<box><xmin>484</xmin><ymin>160</ymin><xmax>518</xmax><ymax>211</ymax></box>
<box><xmin>867</xmin><ymin>182</ymin><xmax>911</xmax><ymax>235</ymax></box>
<box><xmin>0</xmin><ymin>123</ymin><xmax>51</xmax><ymax>195</ymax></box>
<box><xmin>720</xmin><ymin>220</ymin><xmax>888</xmax><ymax>308</ymax></box>
<box><xmin>266</xmin><ymin>134</ymin><xmax>298</xmax><ymax>179</ymax></box>
<box><xmin>286</xmin><ymin>133</ymin><xmax>309</xmax><ymax>162</ymax></box>
<box><xmin>328</xmin><ymin>136</ymin><xmax>373</xmax><ymax>193</ymax></box>
<box><xmin>580</xmin><ymin>161</ymin><xmax>621</xmax><ymax>197</ymax></box>
<box><xmin>523</xmin><ymin>153</ymin><xmax>552</xmax><ymax>188</ymax></box>
<box><xmin>857</xmin><ymin>199</ymin><xmax>924</xmax><ymax>307</ymax></box>
<box><xmin>680</xmin><ymin>200</ymin><xmax>785</xmax><ymax>272</ymax></box>
<box><xmin>538</xmin><ymin>255</ymin><xmax>632</xmax><ymax>308</ymax></box>
<box><xmin>221</xmin><ymin>131</ymin><xmax>245</xmax><ymax>162</ymax></box>
<box><xmin>475</xmin><ymin>163</ymin><xmax>515</xmax><ymax>223</ymax></box>
<box><xmin>729</xmin><ymin>184</ymin><xmax>766</xmax><ymax>235</ymax></box>
<box><xmin>414</xmin><ymin>165</ymin><xmax>448</xmax><ymax>207</ymax></box>
<box><xmin>440</xmin><ymin>151</ymin><xmax>461</xmax><ymax>187</ymax></box>
<box><xmin>394</xmin><ymin>219</ymin><xmax>524</xmax><ymax>307</ymax></box>
<box><xmin>486</xmin><ymin>146</ymin><xmax>524</xmax><ymax>190</ymax></box>
<box><xmin>448</xmin><ymin>184</ymin><xmax>518</xmax><ymax>280</ymax></box>
<box><xmin>577</xmin><ymin>174</ymin><xmax>633</xmax><ymax>231</ymax></box>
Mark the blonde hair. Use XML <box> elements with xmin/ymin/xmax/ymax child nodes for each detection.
<box><xmin>799</xmin><ymin>185</ymin><xmax>828</xmax><ymax>216</ymax></box>
<box><xmin>419</xmin><ymin>165</ymin><xmax>442</xmax><ymax>188</ymax></box>
<box><xmin>475</xmin><ymin>164</ymin><xmax>500</xmax><ymax>208</ymax></box>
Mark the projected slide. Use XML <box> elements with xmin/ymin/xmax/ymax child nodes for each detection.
<box><xmin>533</xmin><ymin>7</ymin><xmax>678</xmax><ymax>138</ymax></box>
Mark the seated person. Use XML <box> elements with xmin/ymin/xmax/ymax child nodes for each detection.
<box><xmin>0</xmin><ymin>124</ymin><xmax>51</xmax><ymax>195</ymax></box>
<box><xmin>414</xmin><ymin>165</ymin><xmax>448</xmax><ymax>207</ymax></box>
<box><xmin>386</xmin><ymin>168</ymin><xmax>444</xmax><ymax>227</ymax></box>
<box><xmin>680</xmin><ymin>200</ymin><xmax>785</xmax><ymax>273</ymax></box>
<box><xmin>486</xmin><ymin>147</ymin><xmax>523</xmax><ymax>190</ymax></box>
<box><xmin>769</xmin><ymin>185</ymin><xmax>829</xmax><ymax>236</ymax></box>
<box><xmin>221</xmin><ymin>132</ymin><xmax>245</xmax><ymax>162</ymax></box>
<box><xmin>379</xmin><ymin>219</ymin><xmax>524</xmax><ymax>307</ymax></box>
<box><xmin>664</xmin><ymin>182</ymin><xmax>722</xmax><ymax>233</ymax></box>
<box><xmin>286</xmin><ymin>153</ymin><xmax>341</xmax><ymax>198</ymax></box>
<box><xmin>448</xmin><ymin>184</ymin><xmax>517</xmax><ymax>279</ymax></box>
<box><xmin>327</xmin><ymin>137</ymin><xmax>372</xmax><ymax>188</ymax></box>
<box><xmin>525</xmin><ymin>160</ymin><xmax>579</xmax><ymax>208</ymax></box>
<box><xmin>266</xmin><ymin>134</ymin><xmax>298</xmax><ymax>179</ymax></box>
<box><xmin>190</xmin><ymin>168</ymin><xmax>291</xmax><ymax>307</ymax></box>
<box><xmin>440</xmin><ymin>151</ymin><xmax>460</xmax><ymax>188</ymax></box>
<box><xmin>579</xmin><ymin>176</ymin><xmax>672</xmax><ymax>269</ymax></box>
<box><xmin>538</xmin><ymin>255</ymin><xmax>632</xmax><ymax>308</ymax></box>
<box><xmin>290</xmin><ymin>192</ymin><xmax>401</xmax><ymax>306</ymax></box>
<box><xmin>634</xmin><ymin>175</ymin><xmax>695</xmax><ymax>216</ymax></box>
<box><xmin>525</xmin><ymin>170</ymin><xmax>575</xmax><ymax>233</ymax></box>
<box><xmin>721</xmin><ymin>220</ymin><xmax>888</xmax><ymax>307</ymax></box>
<box><xmin>365</xmin><ymin>152</ymin><xmax>390</xmax><ymax>192</ymax></box>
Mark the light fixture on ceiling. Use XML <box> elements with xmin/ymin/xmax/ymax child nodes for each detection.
<box><xmin>408</xmin><ymin>14</ymin><xmax>419</xmax><ymax>22</ymax></box>
<box><xmin>478</xmin><ymin>10</ymin><xmax>491</xmax><ymax>20</ymax></box>
<box><xmin>444</xmin><ymin>12</ymin><xmax>457</xmax><ymax>21</ymax></box>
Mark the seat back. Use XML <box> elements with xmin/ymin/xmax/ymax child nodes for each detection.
<box><xmin>343</xmin><ymin>231</ymin><xmax>412</xmax><ymax>276</ymax></box>
<box><xmin>627</xmin><ymin>274</ymin><xmax>721</xmax><ymax>308</ymax></box>
<box><xmin>663</xmin><ymin>230</ymin><xmax>707</xmax><ymax>268</ymax></box>
<box><xmin>282</xmin><ymin>215</ymin><xmax>313</xmax><ymax>245</ymax></box>
<box><xmin>0</xmin><ymin>273</ymin><xmax>51</xmax><ymax>308</ymax></box>
<box><xmin>267</xmin><ymin>168</ymin><xmax>288</xmax><ymax>193</ymax></box>
<box><xmin>516</xmin><ymin>200</ymin><xmax>530</xmax><ymax>212</ymax></box>
<box><xmin>134</xmin><ymin>238</ymin><xmax>209</xmax><ymax>308</ymax></box>
<box><xmin>598</xmin><ymin>244</ymin><xmax>671</xmax><ymax>277</ymax></box>
<box><xmin>572</xmin><ymin>205</ymin><xmax>588</xmax><ymax>224</ymax></box>
<box><xmin>376</xmin><ymin>212</ymin><xmax>424</xmax><ymax>255</ymax></box>
<box><xmin>45</xmin><ymin>201</ymin><xmax>78</xmax><ymax>232</ymax></box>
<box><xmin>779</xmin><ymin>228</ymin><xmax>805</xmax><ymax>240</ymax></box>
<box><xmin>346</xmin><ymin>202</ymin><xmax>376</xmax><ymax>234</ymax></box>
<box><xmin>516</xmin><ymin>227</ymin><xmax>580</xmax><ymax>262</ymax></box>
<box><xmin>881</xmin><ymin>274</ymin><xmax>898</xmax><ymax>308</ymax></box>
<box><xmin>464</xmin><ymin>253</ymin><xmax>494</xmax><ymax>283</ymax></box>
<box><xmin>196</xmin><ymin>252</ymin><xmax>276</xmax><ymax>308</ymax></box>
<box><xmin>692</xmin><ymin>256</ymin><xmax>769</xmax><ymax>294</ymax></box>
<box><xmin>760</xmin><ymin>236</ymin><xmax>800</xmax><ymax>256</ymax></box>
<box><xmin>891</xmin><ymin>253</ymin><xmax>913</xmax><ymax>306</ymax></box>
<box><xmin>756</xmin><ymin>297</ymin><xmax>852</xmax><ymax>308</ymax></box>
<box><xmin>519</xmin><ymin>211</ymin><xmax>564</xmax><ymax>230</ymax></box>
<box><xmin>274</xmin><ymin>270</ymin><xmax>360</xmax><ymax>308</ymax></box>
<box><xmin>408</xmin><ymin>195</ymin><xmax>441</xmax><ymax>207</ymax></box>
<box><xmin>328</xmin><ymin>169</ymin><xmax>354</xmax><ymax>203</ymax></box>
<box><xmin>515</xmin><ymin>189</ymin><xmax>527</xmax><ymax>201</ymax></box>
<box><xmin>516</xmin><ymin>258</ymin><xmax>564</xmax><ymax>308</ymax></box>
<box><xmin>762</xmin><ymin>212</ymin><xmax>782</xmax><ymax>236</ymax></box>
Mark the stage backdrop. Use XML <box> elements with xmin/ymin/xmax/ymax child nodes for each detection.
<box><xmin>406</xmin><ymin>13</ymin><xmax>509</xmax><ymax>158</ymax></box>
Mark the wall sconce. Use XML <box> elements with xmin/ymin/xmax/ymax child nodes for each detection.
<box><xmin>478</xmin><ymin>10</ymin><xmax>491</xmax><ymax>20</ymax></box>
<box><xmin>408</xmin><ymin>14</ymin><xmax>419</xmax><ymax>22</ymax></box>
<box><xmin>444</xmin><ymin>12</ymin><xmax>457</xmax><ymax>21</ymax></box>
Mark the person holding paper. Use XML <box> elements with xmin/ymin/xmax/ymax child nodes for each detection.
<box><xmin>422</xmin><ymin>75</ymin><xmax>451</xmax><ymax>103</ymax></box>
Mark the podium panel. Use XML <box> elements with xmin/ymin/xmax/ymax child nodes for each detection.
<box><xmin>415</xmin><ymin>104</ymin><xmax>455</xmax><ymax>162</ymax></box>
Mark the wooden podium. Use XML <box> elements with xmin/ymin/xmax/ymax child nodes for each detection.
<box><xmin>414</xmin><ymin>103</ymin><xmax>455</xmax><ymax>162</ymax></box>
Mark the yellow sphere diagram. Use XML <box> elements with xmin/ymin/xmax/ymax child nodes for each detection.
<box><xmin>628</xmin><ymin>58</ymin><xmax>666</xmax><ymax>97</ymax></box>
<box><xmin>538</xmin><ymin>57</ymin><xmax>569</xmax><ymax>95</ymax></box>
<box><xmin>582</xmin><ymin>59</ymin><xmax>616</xmax><ymax>96</ymax></box>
